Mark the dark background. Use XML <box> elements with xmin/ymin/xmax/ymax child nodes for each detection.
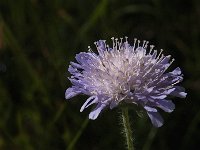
<box><xmin>0</xmin><ymin>0</ymin><xmax>200</xmax><ymax>149</ymax></box>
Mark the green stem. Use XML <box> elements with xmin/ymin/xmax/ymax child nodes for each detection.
<box><xmin>121</xmin><ymin>107</ymin><xmax>134</xmax><ymax>150</ymax></box>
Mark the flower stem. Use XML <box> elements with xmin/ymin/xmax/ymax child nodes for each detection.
<box><xmin>121</xmin><ymin>107</ymin><xmax>134</xmax><ymax>150</ymax></box>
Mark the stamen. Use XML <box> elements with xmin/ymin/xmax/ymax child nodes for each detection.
<box><xmin>115</xmin><ymin>38</ymin><xmax>118</xmax><ymax>50</ymax></box>
<box><xmin>106</xmin><ymin>45</ymin><xmax>110</xmax><ymax>51</ymax></box>
<box><xmin>133</xmin><ymin>38</ymin><xmax>137</xmax><ymax>51</ymax></box>
<box><xmin>88</xmin><ymin>46</ymin><xmax>91</xmax><ymax>51</ymax></box>
<box><xmin>125</xmin><ymin>36</ymin><xmax>128</xmax><ymax>42</ymax></box>
<box><xmin>119</xmin><ymin>37</ymin><xmax>123</xmax><ymax>49</ymax></box>
<box><xmin>144</xmin><ymin>41</ymin><xmax>149</xmax><ymax>49</ymax></box>
<box><xmin>111</xmin><ymin>37</ymin><xmax>115</xmax><ymax>50</ymax></box>
<box><xmin>149</xmin><ymin>45</ymin><xmax>155</xmax><ymax>54</ymax></box>
<box><xmin>157</xmin><ymin>49</ymin><xmax>163</xmax><ymax>59</ymax></box>
<box><xmin>94</xmin><ymin>42</ymin><xmax>97</xmax><ymax>48</ymax></box>
<box><xmin>137</xmin><ymin>40</ymin><xmax>140</xmax><ymax>48</ymax></box>
<box><xmin>142</xmin><ymin>40</ymin><xmax>146</xmax><ymax>48</ymax></box>
<box><xmin>88</xmin><ymin>46</ymin><xmax>96</xmax><ymax>57</ymax></box>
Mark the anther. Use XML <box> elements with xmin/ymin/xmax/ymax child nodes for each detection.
<box><xmin>145</xmin><ymin>41</ymin><xmax>149</xmax><ymax>49</ymax></box>
<box><xmin>133</xmin><ymin>38</ymin><xmax>137</xmax><ymax>51</ymax></box>
<box><xmin>137</xmin><ymin>40</ymin><xmax>140</xmax><ymax>48</ymax></box>
<box><xmin>149</xmin><ymin>45</ymin><xmax>155</xmax><ymax>54</ymax></box>
<box><xmin>115</xmin><ymin>38</ymin><xmax>118</xmax><ymax>50</ymax></box>
<box><xmin>125</xmin><ymin>36</ymin><xmax>128</xmax><ymax>42</ymax></box>
<box><xmin>142</xmin><ymin>40</ymin><xmax>146</xmax><ymax>48</ymax></box>
<box><xmin>94</xmin><ymin>42</ymin><xmax>97</xmax><ymax>48</ymax></box>
<box><xmin>119</xmin><ymin>37</ymin><xmax>123</xmax><ymax>49</ymax></box>
<box><xmin>157</xmin><ymin>49</ymin><xmax>163</xmax><ymax>59</ymax></box>
<box><xmin>111</xmin><ymin>37</ymin><xmax>115</xmax><ymax>49</ymax></box>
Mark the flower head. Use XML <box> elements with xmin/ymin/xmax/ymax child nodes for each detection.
<box><xmin>65</xmin><ymin>37</ymin><xmax>187</xmax><ymax>127</ymax></box>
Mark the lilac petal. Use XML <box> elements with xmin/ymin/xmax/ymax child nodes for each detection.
<box><xmin>69</xmin><ymin>78</ymin><xmax>85</xmax><ymax>87</ymax></box>
<box><xmin>147</xmin><ymin>111</ymin><xmax>164</xmax><ymax>127</ymax></box>
<box><xmin>156</xmin><ymin>99</ymin><xmax>175</xmax><ymax>112</ymax></box>
<box><xmin>136</xmin><ymin>95</ymin><xmax>146</xmax><ymax>101</ymax></box>
<box><xmin>80</xmin><ymin>96</ymin><xmax>98</xmax><ymax>112</ymax></box>
<box><xmin>68</xmin><ymin>66</ymin><xmax>83</xmax><ymax>77</ymax></box>
<box><xmin>162</xmin><ymin>88</ymin><xmax>175</xmax><ymax>95</ymax></box>
<box><xmin>177</xmin><ymin>92</ymin><xmax>187</xmax><ymax>98</ymax></box>
<box><xmin>75</xmin><ymin>52</ymin><xmax>94</xmax><ymax>65</ymax></box>
<box><xmin>146</xmin><ymin>87</ymin><xmax>155</xmax><ymax>93</ymax></box>
<box><xmin>160</xmin><ymin>55</ymin><xmax>171</xmax><ymax>64</ymax></box>
<box><xmin>171</xmin><ymin>76</ymin><xmax>183</xmax><ymax>84</ymax></box>
<box><xmin>89</xmin><ymin>103</ymin><xmax>106</xmax><ymax>120</ymax></box>
<box><xmin>170</xmin><ymin>86</ymin><xmax>187</xmax><ymax>98</ymax></box>
<box><xmin>96</xmin><ymin>41</ymin><xmax>106</xmax><ymax>56</ymax></box>
<box><xmin>144</xmin><ymin>106</ymin><xmax>157</xmax><ymax>112</ymax></box>
<box><xmin>70</xmin><ymin>62</ymin><xmax>82</xmax><ymax>69</ymax></box>
<box><xmin>65</xmin><ymin>88</ymin><xmax>81</xmax><ymax>99</ymax></box>
<box><xmin>151</xmin><ymin>50</ymin><xmax>157</xmax><ymax>59</ymax></box>
<box><xmin>163</xmin><ymin>63</ymin><xmax>170</xmax><ymax>70</ymax></box>
<box><xmin>75</xmin><ymin>53</ymin><xmax>99</xmax><ymax>71</ymax></box>
<box><xmin>150</xmin><ymin>95</ymin><xmax>167</xmax><ymax>99</ymax></box>
<box><xmin>136</xmin><ymin>47</ymin><xmax>146</xmax><ymax>59</ymax></box>
<box><xmin>123</xmin><ymin>41</ymin><xmax>130</xmax><ymax>50</ymax></box>
<box><xmin>171</xmin><ymin>67</ymin><xmax>181</xmax><ymax>75</ymax></box>
<box><xmin>75</xmin><ymin>52</ymin><xmax>87</xmax><ymax>64</ymax></box>
<box><xmin>68</xmin><ymin>65</ymin><xmax>77</xmax><ymax>74</ymax></box>
<box><xmin>96</xmin><ymin>40</ymin><xmax>106</xmax><ymax>48</ymax></box>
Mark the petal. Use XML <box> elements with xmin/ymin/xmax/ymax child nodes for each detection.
<box><xmin>65</xmin><ymin>87</ymin><xmax>81</xmax><ymax>99</ymax></box>
<box><xmin>156</xmin><ymin>99</ymin><xmax>175</xmax><ymax>112</ymax></box>
<box><xmin>68</xmin><ymin>65</ymin><xmax>77</xmax><ymax>74</ymax></box>
<box><xmin>147</xmin><ymin>111</ymin><xmax>164</xmax><ymax>127</ymax></box>
<box><xmin>80</xmin><ymin>96</ymin><xmax>98</xmax><ymax>112</ymax></box>
<box><xmin>177</xmin><ymin>92</ymin><xmax>187</xmax><ymax>98</ymax></box>
<box><xmin>68</xmin><ymin>66</ymin><xmax>82</xmax><ymax>77</ymax></box>
<box><xmin>170</xmin><ymin>86</ymin><xmax>187</xmax><ymax>98</ymax></box>
<box><xmin>150</xmin><ymin>95</ymin><xmax>167</xmax><ymax>99</ymax></box>
<box><xmin>146</xmin><ymin>87</ymin><xmax>155</xmax><ymax>93</ymax></box>
<box><xmin>75</xmin><ymin>52</ymin><xmax>95</xmax><ymax>65</ymax></box>
<box><xmin>89</xmin><ymin>103</ymin><xmax>106</xmax><ymax>120</ymax></box>
<box><xmin>151</xmin><ymin>50</ymin><xmax>157</xmax><ymax>59</ymax></box>
<box><xmin>75</xmin><ymin>52</ymin><xmax>99</xmax><ymax>71</ymax></box>
<box><xmin>69</xmin><ymin>78</ymin><xmax>84</xmax><ymax>87</ymax></box>
<box><xmin>70</xmin><ymin>62</ymin><xmax>83</xmax><ymax>69</ymax></box>
<box><xmin>96</xmin><ymin>40</ymin><xmax>106</xmax><ymax>48</ymax></box>
<box><xmin>75</xmin><ymin>52</ymin><xmax>88</xmax><ymax>64</ymax></box>
<box><xmin>96</xmin><ymin>41</ymin><xmax>106</xmax><ymax>56</ymax></box>
<box><xmin>136</xmin><ymin>47</ymin><xmax>146</xmax><ymax>59</ymax></box>
<box><xmin>160</xmin><ymin>55</ymin><xmax>171</xmax><ymax>64</ymax></box>
<box><xmin>171</xmin><ymin>76</ymin><xmax>183</xmax><ymax>84</ymax></box>
<box><xmin>162</xmin><ymin>88</ymin><xmax>175</xmax><ymax>95</ymax></box>
<box><xmin>144</xmin><ymin>106</ymin><xmax>157</xmax><ymax>112</ymax></box>
<box><xmin>171</xmin><ymin>67</ymin><xmax>181</xmax><ymax>75</ymax></box>
<box><xmin>123</xmin><ymin>41</ymin><xmax>130</xmax><ymax>50</ymax></box>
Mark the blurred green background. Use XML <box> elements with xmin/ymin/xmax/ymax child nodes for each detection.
<box><xmin>0</xmin><ymin>0</ymin><xmax>200</xmax><ymax>149</ymax></box>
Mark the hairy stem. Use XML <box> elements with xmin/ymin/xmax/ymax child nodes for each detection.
<box><xmin>121</xmin><ymin>107</ymin><xmax>134</xmax><ymax>150</ymax></box>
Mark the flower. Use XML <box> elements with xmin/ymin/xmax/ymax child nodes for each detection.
<box><xmin>65</xmin><ymin>37</ymin><xmax>187</xmax><ymax>127</ymax></box>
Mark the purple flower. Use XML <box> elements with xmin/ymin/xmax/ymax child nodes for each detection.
<box><xmin>65</xmin><ymin>37</ymin><xmax>187</xmax><ymax>127</ymax></box>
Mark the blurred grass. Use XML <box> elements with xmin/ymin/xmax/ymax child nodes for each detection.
<box><xmin>0</xmin><ymin>0</ymin><xmax>200</xmax><ymax>149</ymax></box>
